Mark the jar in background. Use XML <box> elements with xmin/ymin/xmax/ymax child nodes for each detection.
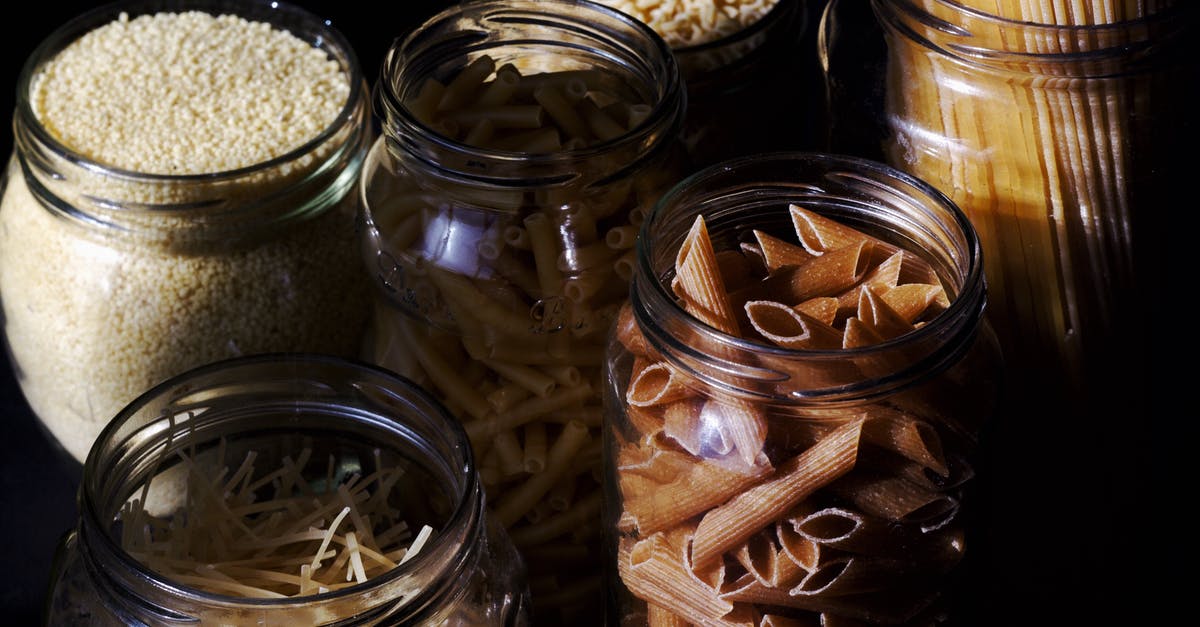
<box><xmin>45</xmin><ymin>353</ymin><xmax>530</xmax><ymax>626</ymax></box>
<box><xmin>603</xmin><ymin>152</ymin><xmax>1001</xmax><ymax>626</ymax></box>
<box><xmin>359</xmin><ymin>1</ymin><xmax>687</xmax><ymax>623</ymax></box>
<box><xmin>819</xmin><ymin>7</ymin><xmax>1195</xmax><ymax>622</ymax></box>
<box><xmin>0</xmin><ymin>0</ymin><xmax>373</xmax><ymax>465</ymax></box>
<box><xmin>597</xmin><ymin>0</ymin><xmax>818</xmax><ymax>168</ymax></box>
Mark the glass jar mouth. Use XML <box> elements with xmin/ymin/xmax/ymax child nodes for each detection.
<box><xmin>374</xmin><ymin>0</ymin><xmax>684</xmax><ymax>181</ymax></box>
<box><xmin>633</xmin><ymin>151</ymin><xmax>987</xmax><ymax>400</ymax></box>
<box><xmin>875</xmin><ymin>0</ymin><xmax>1197</xmax><ymax>67</ymax></box>
<box><xmin>13</xmin><ymin>0</ymin><xmax>367</xmax><ymax>184</ymax></box>
<box><xmin>79</xmin><ymin>352</ymin><xmax>481</xmax><ymax>608</ymax></box>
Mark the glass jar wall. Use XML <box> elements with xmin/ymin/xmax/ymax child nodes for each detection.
<box><xmin>593</xmin><ymin>0</ymin><xmax>819</xmax><ymax>168</ymax></box>
<box><xmin>0</xmin><ymin>0</ymin><xmax>373</xmax><ymax>465</ymax></box>
<box><xmin>358</xmin><ymin>1</ymin><xmax>688</xmax><ymax>623</ymax></box>
<box><xmin>44</xmin><ymin>353</ymin><xmax>530</xmax><ymax>626</ymax></box>
<box><xmin>818</xmin><ymin>4</ymin><xmax>1196</xmax><ymax>622</ymax></box>
<box><xmin>603</xmin><ymin>152</ymin><xmax>1001</xmax><ymax>626</ymax></box>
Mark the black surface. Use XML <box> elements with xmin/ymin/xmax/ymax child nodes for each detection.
<box><xmin>0</xmin><ymin>1</ymin><xmax>1180</xmax><ymax>626</ymax></box>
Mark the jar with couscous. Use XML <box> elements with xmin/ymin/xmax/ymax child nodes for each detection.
<box><xmin>358</xmin><ymin>1</ymin><xmax>688</xmax><ymax>623</ymax></box>
<box><xmin>0</xmin><ymin>0</ymin><xmax>373</xmax><ymax>464</ymax></box>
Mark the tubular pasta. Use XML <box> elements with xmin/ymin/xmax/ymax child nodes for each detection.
<box><xmin>828</xmin><ymin>472</ymin><xmax>960</xmax><ymax>531</ymax></box>
<box><xmin>853</xmin><ymin>287</ymin><xmax>914</xmax><ymax>341</ymax></box>
<box><xmin>617</xmin><ymin>439</ymin><xmax>771</xmax><ymax>536</ymax></box>
<box><xmin>493</xmin><ymin>419</ymin><xmax>591</xmax><ymax>526</ymax></box>
<box><xmin>627</xmin><ymin>362</ymin><xmax>695</xmax><ymax>407</ymax></box>
<box><xmin>690</xmin><ymin>418</ymin><xmax>865</xmax><ymax>568</ymax></box>
<box><xmin>620</xmin><ymin>527</ymin><xmax>734</xmax><ymax>625</ymax></box>
<box><xmin>744</xmin><ymin>300</ymin><xmax>844</xmax><ymax>350</ymax></box>
<box><xmin>788</xmin><ymin>204</ymin><xmax>891</xmax><ymax>256</ymax></box>
<box><xmin>753</xmin><ymin>229</ymin><xmax>817</xmax><ymax>270</ymax></box>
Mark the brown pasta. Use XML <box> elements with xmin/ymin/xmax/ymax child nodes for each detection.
<box><xmin>690</xmin><ymin>418</ymin><xmax>864</xmax><ymax>569</ymax></box>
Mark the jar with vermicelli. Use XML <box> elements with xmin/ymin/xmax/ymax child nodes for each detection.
<box><xmin>359</xmin><ymin>1</ymin><xmax>687</xmax><ymax>623</ymax></box>
<box><xmin>0</xmin><ymin>0</ymin><xmax>373</xmax><ymax>464</ymax></box>
<box><xmin>602</xmin><ymin>152</ymin><xmax>1002</xmax><ymax>626</ymax></box>
<box><xmin>593</xmin><ymin>0</ymin><xmax>819</xmax><ymax>167</ymax></box>
<box><xmin>45</xmin><ymin>353</ymin><xmax>530</xmax><ymax>626</ymax></box>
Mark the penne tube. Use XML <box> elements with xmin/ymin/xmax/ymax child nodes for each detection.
<box><xmin>828</xmin><ymin>472</ymin><xmax>960</xmax><ymax>531</ymax></box>
<box><xmin>754</xmin><ymin>229</ymin><xmax>817</xmax><ymax>270</ymax></box>
<box><xmin>789</xmin><ymin>204</ymin><xmax>892</xmax><ymax>256</ymax></box>
<box><xmin>627</xmin><ymin>361</ymin><xmax>695</xmax><ymax>407</ymax></box>
<box><xmin>744</xmin><ymin>300</ymin><xmax>844</xmax><ymax>350</ymax></box>
<box><xmin>690</xmin><ymin>418</ymin><xmax>865</xmax><ymax>569</ymax></box>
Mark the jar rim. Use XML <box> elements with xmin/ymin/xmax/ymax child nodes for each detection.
<box><xmin>374</xmin><ymin>0</ymin><xmax>684</xmax><ymax>176</ymax></box>
<box><xmin>13</xmin><ymin>0</ymin><xmax>367</xmax><ymax>183</ymax></box>
<box><xmin>631</xmin><ymin>150</ymin><xmax>988</xmax><ymax>400</ymax></box>
<box><xmin>79</xmin><ymin>352</ymin><xmax>482</xmax><ymax>608</ymax></box>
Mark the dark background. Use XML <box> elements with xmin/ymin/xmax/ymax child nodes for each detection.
<box><xmin>0</xmin><ymin>1</ymin><xmax>1177</xmax><ymax>626</ymax></box>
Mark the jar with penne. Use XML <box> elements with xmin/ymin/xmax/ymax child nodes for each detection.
<box><xmin>602</xmin><ymin>152</ymin><xmax>1002</xmax><ymax>626</ymax></box>
<box><xmin>45</xmin><ymin>353</ymin><xmax>530</xmax><ymax>626</ymax></box>
<box><xmin>358</xmin><ymin>1</ymin><xmax>688</xmax><ymax>623</ymax></box>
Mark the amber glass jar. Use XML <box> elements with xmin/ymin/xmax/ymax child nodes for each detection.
<box><xmin>44</xmin><ymin>353</ymin><xmax>530</xmax><ymax>626</ymax></box>
<box><xmin>603</xmin><ymin>152</ymin><xmax>1001</xmax><ymax>626</ymax></box>
<box><xmin>359</xmin><ymin>0</ymin><xmax>687</xmax><ymax>623</ymax></box>
<box><xmin>0</xmin><ymin>0</ymin><xmax>373</xmax><ymax>465</ymax></box>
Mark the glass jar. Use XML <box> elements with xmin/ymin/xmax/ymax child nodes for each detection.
<box><xmin>0</xmin><ymin>0</ymin><xmax>374</xmax><ymax>465</ymax></box>
<box><xmin>596</xmin><ymin>0</ymin><xmax>818</xmax><ymax>168</ymax></box>
<box><xmin>822</xmin><ymin>0</ymin><xmax>1197</xmax><ymax>398</ymax></box>
<box><xmin>44</xmin><ymin>353</ymin><xmax>530</xmax><ymax>626</ymax></box>
<box><xmin>359</xmin><ymin>1</ymin><xmax>687</xmax><ymax>623</ymax></box>
<box><xmin>602</xmin><ymin>152</ymin><xmax>1001</xmax><ymax>626</ymax></box>
<box><xmin>816</xmin><ymin>4</ymin><xmax>1197</xmax><ymax>623</ymax></box>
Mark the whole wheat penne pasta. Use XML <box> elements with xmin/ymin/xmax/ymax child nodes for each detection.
<box><xmin>744</xmin><ymin>300</ymin><xmax>844</xmax><ymax>350</ymax></box>
<box><xmin>674</xmin><ymin>216</ymin><xmax>740</xmax><ymax>335</ymax></box>
<box><xmin>759</xmin><ymin>614</ymin><xmax>819</xmax><ymax>627</ymax></box>
<box><xmin>833</xmin><ymin>250</ymin><xmax>905</xmax><ymax>315</ymax></box>
<box><xmin>788</xmin><ymin>204</ymin><xmax>895</xmax><ymax>256</ymax></box>
<box><xmin>853</xmin><ymin>287</ymin><xmax>915</xmax><ymax>341</ymax></box>
<box><xmin>621</xmin><ymin>528</ymin><xmax>734</xmax><ymax>625</ymax></box>
<box><xmin>828</xmin><ymin>472</ymin><xmax>960</xmax><ymax>531</ymax></box>
<box><xmin>616</xmin><ymin>302</ymin><xmax>653</xmax><ymax>356</ymax></box>
<box><xmin>690</xmin><ymin>418</ymin><xmax>864</xmax><ymax>569</ymax></box>
<box><xmin>790</xmin><ymin>555</ymin><xmax>928</xmax><ymax>598</ymax></box>
<box><xmin>840</xmin><ymin>317</ymin><xmax>886</xmax><ymax>349</ymax></box>
<box><xmin>627</xmin><ymin>361</ymin><xmax>696</xmax><ymax>407</ymax></box>
<box><xmin>709</xmin><ymin>397</ymin><xmax>769</xmax><ymax>467</ymax></box>
<box><xmin>719</xmin><ymin>572</ymin><xmax>935</xmax><ymax>624</ymax></box>
<box><xmin>859</xmin><ymin>406</ymin><xmax>948</xmax><ymax>476</ymax></box>
<box><xmin>878</xmin><ymin>283</ymin><xmax>947</xmax><ymax>324</ymax></box>
<box><xmin>754</xmin><ymin>229</ymin><xmax>817</xmax><ymax>270</ymax></box>
<box><xmin>647</xmin><ymin>603</ymin><xmax>691</xmax><ymax>627</ymax></box>
<box><xmin>793</xmin><ymin>297</ymin><xmax>839</xmax><ymax>326</ymax></box>
<box><xmin>618</xmin><ymin>441</ymin><xmax>771</xmax><ymax>536</ymax></box>
<box><xmin>660</xmin><ymin>397</ymin><xmax>707</xmax><ymax>456</ymax></box>
<box><xmin>493</xmin><ymin>419</ymin><xmax>590</xmax><ymax>526</ymax></box>
<box><xmin>775</xmin><ymin>518</ymin><xmax>821</xmax><ymax>573</ymax></box>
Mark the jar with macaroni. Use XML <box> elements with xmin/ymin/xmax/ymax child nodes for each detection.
<box><xmin>44</xmin><ymin>353</ymin><xmax>530</xmax><ymax>626</ymax></box>
<box><xmin>593</xmin><ymin>0</ymin><xmax>819</xmax><ymax>167</ymax></box>
<box><xmin>0</xmin><ymin>0</ymin><xmax>373</xmax><ymax>466</ymax></box>
<box><xmin>602</xmin><ymin>152</ymin><xmax>1002</xmax><ymax>626</ymax></box>
<box><xmin>358</xmin><ymin>1</ymin><xmax>688</xmax><ymax>623</ymax></box>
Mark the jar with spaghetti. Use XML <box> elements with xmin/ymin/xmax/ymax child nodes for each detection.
<box><xmin>0</xmin><ymin>0</ymin><xmax>373</xmax><ymax>465</ymax></box>
<box><xmin>358</xmin><ymin>1</ymin><xmax>688</xmax><ymax>623</ymax></box>
<box><xmin>602</xmin><ymin>152</ymin><xmax>1002</xmax><ymax>626</ymax></box>
<box><xmin>595</xmin><ymin>0</ymin><xmax>817</xmax><ymax>168</ymax></box>
<box><xmin>822</xmin><ymin>0</ymin><xmax>1196</xmax><ymax>406</ymax></box>
<box><xmin>817</xmin><ymin>4</ymin><xmax>1197</xmax><ymax>622</ymax></box>
<box><xmin>44</xmin><ymin>353</ymin><xmax>530</xmax><ymax>626</ymax></box>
